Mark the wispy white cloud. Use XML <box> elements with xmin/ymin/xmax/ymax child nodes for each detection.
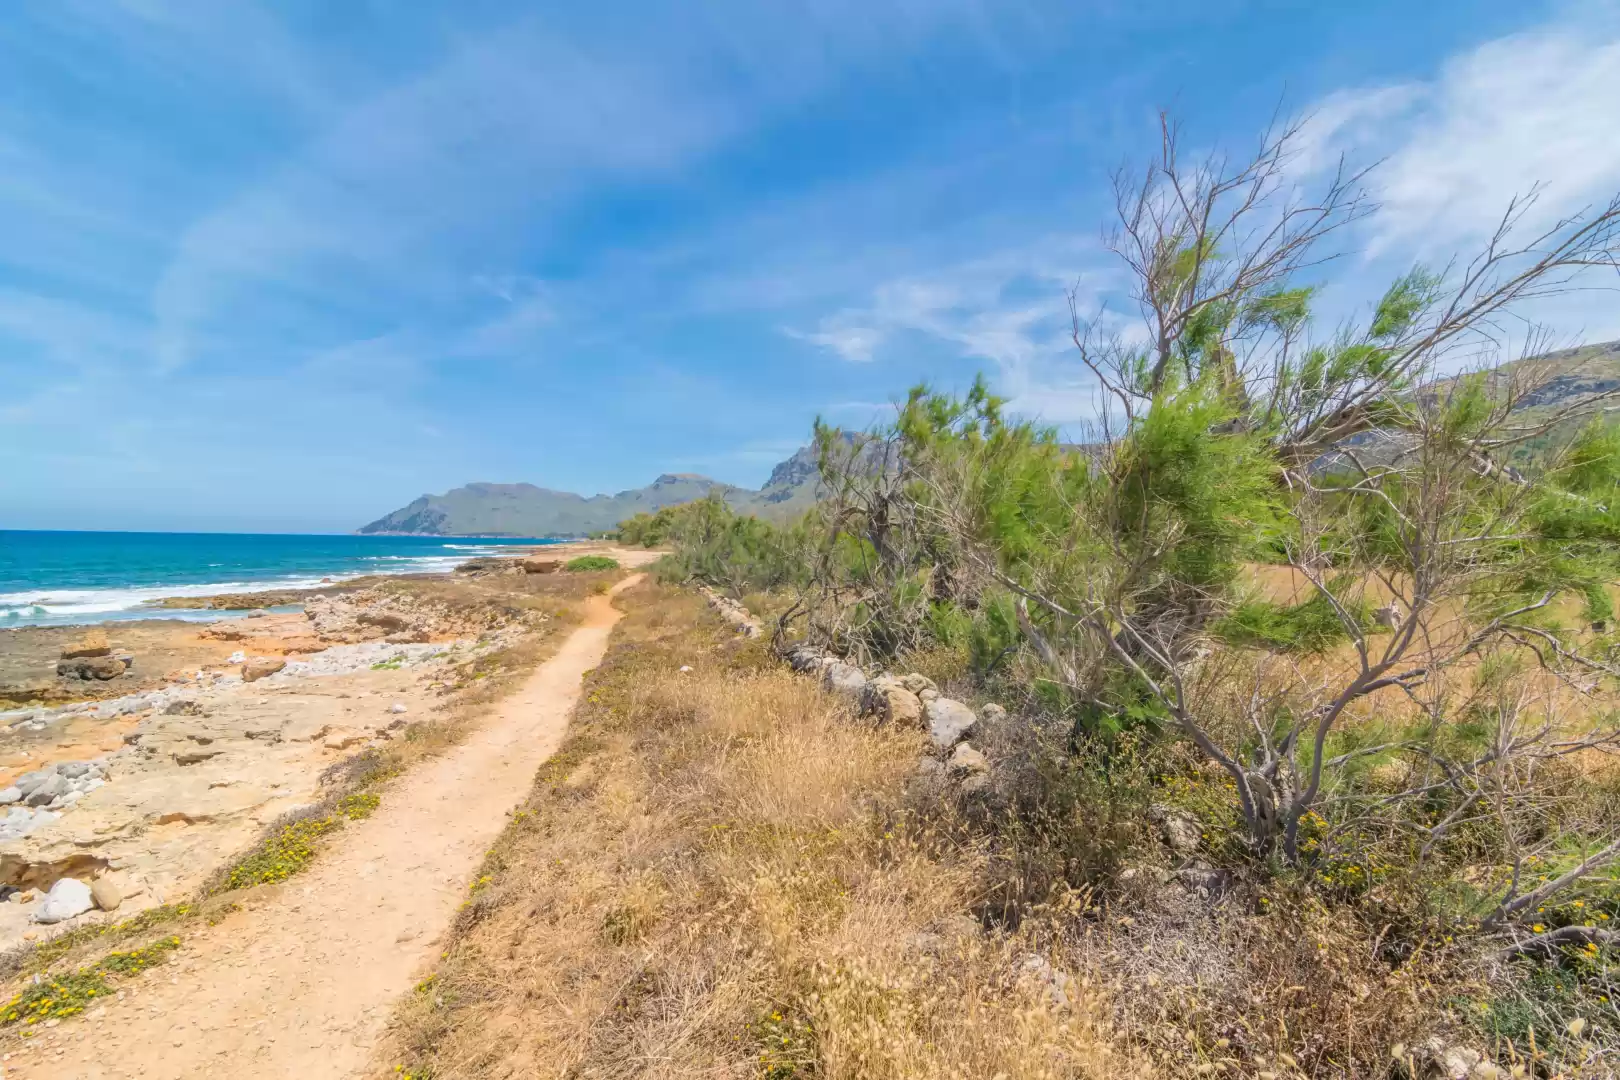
<box><xmin>1300</xmin><ymin>19</ymin><xmax>1620</xmax><ymax>258</ymax></box>
<box><xmin>785</xmin><ymin>240</ymin><xmax>1113</xmax><ymax>422</ymax></box>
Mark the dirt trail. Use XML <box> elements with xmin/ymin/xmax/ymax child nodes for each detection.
<box><xmin>14</xmin><ymin>576</ymin><xmax>644</xmax><ymax>1080</ymax></box>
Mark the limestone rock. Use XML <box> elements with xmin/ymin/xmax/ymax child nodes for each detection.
<box><xmin>518</xmin><ymin>558</ymin><xmax>561</xmax><ymax>574</ymax></box>
<box><xmin>1150</xmin><ymin>804</ymin><xmax>1202</xmax><ymax>857</ymax></box>
<box><xmin>979</xmin><ymin>702</ymin><xmax>1007</xmax><ymax>724</ymax></box>
<box><xmin>59</xmin><ymin>630</ymin><xmax>111</xmax><ymax>659</ymax></box>
<box><xmin>90</xmin><ymin>877</ymin><xmax>122</xmax><ymax>912</ymax></box>
<box><xmin>23</xmin><ymin>773</ymin><xmax>66</xmax><ymax>807</ymax></box>
<box><xmin>784</xmin><ymin>644</ymin><xmax>827</xmax><ymax>673</ymax></box>
<box><xmin>357</xmin><ymin>610</ymin><xmax>410</xmax><ymax>632</ymax></box>
<box><xmin>0</xmin><ymin>787</ymin><xmax>18</xmax><ymax>805</ymax></box>
<box><xmin>900</xmin><ymin>673</ymin><xmax>938</xmax><ymax>695</ymax></box>
<box><xmin>863</xmin><ymin>681</ymin><xmax>923</xmax><ymax>727</ymax></box>
<box><xmin>822</xmin><ymin>662</ymin><xmax>868</xmax><ymax>699</ymax></box>
<box><xmin>384</xmin><ymin>629</ymin><xmax>430</xmax><ymax>644</ymax></box>
<box><xmin>455</xmin><ymin>557</ymin><xmax>509</xmax><ymax>575</ymax></box>
<box><xmin>241</xmin><ymin>657</ymin><xmax>286</xmax><ymax>683</ymax></box>
<box><xmin>948</xmin><ymin>742</ymin><xmax>990</xmax><ymax>777</ymax></box>
<box><xmin>56</xmin><ymin>656</ymin><xmax>126</xmax><ymax>680</ymax></box>
<box><xmin>1410</xmin><ymin>1038</ymin><xmax>1484</xmax><ymax>1080</ymax></box>
<box><xmin>925</xmin><ymin>697</ymin><xmax>977</xmax><ymax>750</ymax></box>
<box><xmin>35</xmin><ymin>877</ymin><xmax>94</xmax><ymax>924</ymax></box>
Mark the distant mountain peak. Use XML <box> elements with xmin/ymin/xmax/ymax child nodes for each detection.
<box><xmin>357</xmin><ymin>449</ymin><xmax>822</xmax><ymax>537</ymax></box>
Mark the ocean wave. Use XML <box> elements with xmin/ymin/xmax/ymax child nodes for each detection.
<box><xmin>0</xmin><ymin>553</ymin><xmax>474</xmax><ymax>627</ymax></box>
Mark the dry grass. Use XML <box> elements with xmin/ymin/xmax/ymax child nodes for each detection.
<box><xmin>374</xmin><ymin>583</ymin><xmax>1137</xmax><ymax>1080</ymax></box>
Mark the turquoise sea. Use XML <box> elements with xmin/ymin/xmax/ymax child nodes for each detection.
<box><xmin>0</xmin><ymin>531</ymin><xmax>558</xmax><ymax>627</ymax></box>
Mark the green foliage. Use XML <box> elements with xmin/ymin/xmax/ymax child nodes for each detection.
<box><xmin>564</xmin><ymin>555</ymin><xmax>620</xmax><ymax>572</ymax></box>
<box><xmin>616</xmin><ymin>509</ymin><xmax>676</xmax><ymax>547</ymax></box>
<box><xmin>223</xmin><ymin>815</ymin><xmax>340</xmax><ymax>889</ymax></box>
<box><xmin>641</xmin><ymin>493</ymin><xmax>808</xmax><ymax>596</ymax></box>
<box><xmin>2</xmin><ymin>937</ymin><xmax>181</xmax><ymax>1026</ymax></box>
<box><xmin>1212</xmin><ymin>589</ymin><xmax>1372</xmax><ymax>653</ymax></box>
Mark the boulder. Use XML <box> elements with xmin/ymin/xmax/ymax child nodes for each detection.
<box><xmin>822</xmin><ymin>662</ymin><xmax>868</xmax><ymax>699</ymax></box>
<box><xmin>242</xmin><ymin>657</ymin><xmax>286</xmax><ymax>683</ymax></box>
<box><xmin>979</xmin><ymin>702</ymin><xmax>1008</xmax><ymax>724</ymax></box>
<box><xmin>89</xmin><ymin>877</ymin><xmax>122</xmax><ymax>912</ymax></box>
<box><xmin>925</xmin><ymin>697</ymin><xmax>977</xmax><ymax>750</ymax></box>
<box><xmin>23</xmin><ymin>773</ymin><xmax>66</xmax><ymax>807</ymax></box>
<box><xmin>384</xmin><ymin>628</ymin><xmax>430</xmax><ymax>644</ymax></box>
<box><xmin>1408</xmin><ymin>1038</ymin><xmax>1484</xmax><ymax>1080</ymax></box>
<box><xmin>900</xmin><ymin>673</ymin><xmax>938</xmax><ymax>695</ymax></box>
<box><xmin>56</xmin><ymin>656</ymin><xmax>126</xmax><ymax>680</ymax></box>
<box><xmin>862</xmin><ymin>677</ymin><xmax>924</xmax><ymax>728</ymax></box>
<box><xmin>35</xmin><ymin>878</ymin><xmax>94</xmax><ymax>924</ymax></box>
<box><xmin>784</xmin><ymin>644</ymin><xmax>827</xmax><ymax>673</ymax></box>
<box><xmin>1150</xmin><ymin>804</ymin><xmax>1203</xmax><ymax>857</ymax></box>
<box><xmin>884</xmin><ymin>689</ymin><xmax>924</xmax><ymax>728</ymax></box>
<box><xmin>519</xmin><ymin>558</ymin><xmax>562</xmax><ymax>574</ymax></box>
<box><xmin>59</xmin><ymin>630</ymin><xmax>111</xmax><ymax>659</ymax></box>
<box><xmin>859</xmin><ymin>674</ymin><xmax>903</xmax><ymax>713</ymax></box>
<box><xmin>357</xmin><ymin>610</ymin><xmax>410</xmax><ymax>632</ymax></box>
<box><xmin>948</xmin><ymin>742</ymin><xmax>990</xmax><ymax>777</ymax></box>
<box><xmin>0</xmin><ymin>787</ymin><xmax>18</xmax><ymax>805</ymax></box>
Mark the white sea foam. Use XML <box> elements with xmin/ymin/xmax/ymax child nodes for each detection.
<box><xmin>0</xmin><ymin>551</ymin><xmax>483</xmax><ymax>627</ymax></box>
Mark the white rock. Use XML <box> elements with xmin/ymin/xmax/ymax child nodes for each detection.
<box><xmin>925</xmin><ymin>697</ymin><xmax>978</xmax><ymax>750</ymax></box>
<box><xmin>388</xmin><ymin>703</ymin><xmax>407</xmax><ymax>714</ymax></box>
<box><xmin>822</xmin><ymin>662</ymin><xmax>868</xmax><ymax>698</ymax></box>
<box><xmin>228</xmin><ymin>650</ymin><xmax>246</xmax><ymax>664</ymax></box>
<box><xmin>0</xmin><ymin>787</ymin><xmax>19</xmax><ymax>805</ymax></box>
<box><xmin>35</xmin><ymin>878</ymin><xmax>94</xmax><ymax>924</ymax></box>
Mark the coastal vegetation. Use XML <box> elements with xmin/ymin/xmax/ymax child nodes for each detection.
<box><xmin>382</xmin><ymin>583</ymin><xmax>1129</xmax><ymax>1078</ymax></box>
<box><xmin>563</xmin><ymin>555</ymin><xmax>620</xmax><ymax>572</ymax></box>
<box><xmin>572</xmin><ymin>120</ymin><xmax>1620</xmax><ymax>1073</ymax></box>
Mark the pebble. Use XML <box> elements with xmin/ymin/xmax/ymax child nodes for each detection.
<box><xmin>388</xmin><ymin>703</ymin><xmax>407</xmax><ymax>714</ymax></box>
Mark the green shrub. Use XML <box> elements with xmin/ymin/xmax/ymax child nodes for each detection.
<box><xmin>1211</xmin><ymin>590</ymin><xmax>1372</xmax><ymax>653</ymax></box>
<box><xmin>564</xmin><ymin>555</ymin><xmax>619</xmax><ymax>572</ymax></box>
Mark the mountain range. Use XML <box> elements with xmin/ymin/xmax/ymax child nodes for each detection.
<box><xmin>357</xmin><ymin>443</ymin><xmax>824</xmax><ymax>537</ymax></box>
<box><xmin>361</xmin><ymin>341</ymin><xmax>1620</xmax><ymax>538</ymax></box>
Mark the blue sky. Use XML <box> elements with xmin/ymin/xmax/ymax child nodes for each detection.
<box><xmin>4</xmin><ymin>0</ymin><xmax>1620</xmax><ymax>532</ymax></box>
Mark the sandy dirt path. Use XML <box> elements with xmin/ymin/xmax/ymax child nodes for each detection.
<box><xmin>13</xmin><ymin>576</ymin><xmax>643</xmax><ymax>1080</ymax></box>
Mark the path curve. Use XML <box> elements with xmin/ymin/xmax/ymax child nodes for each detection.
<box><xmin>15</xmin><ymin>575</ymin><xmax>643</xmax><ymax>1080</ymax></box>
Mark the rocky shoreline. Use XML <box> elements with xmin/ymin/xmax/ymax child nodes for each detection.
<box><xmin>0</xmin><ymin>581</ymin><xmax>545</xmax><ymax>948</ymax></box>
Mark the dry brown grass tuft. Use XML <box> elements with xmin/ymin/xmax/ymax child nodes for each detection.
<box><xmin>374</xmin><ymin>583</ymin><xmax>1137</xmax><ymax>1079</ymax></box>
